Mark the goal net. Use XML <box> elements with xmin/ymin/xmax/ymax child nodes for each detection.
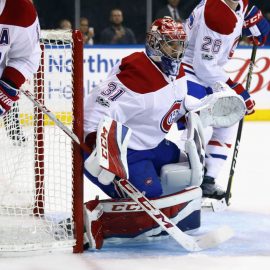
<box><xmin>0</xmin><ymin>30</ymin><xmax>84</xmax><ymax>253</ymax></box>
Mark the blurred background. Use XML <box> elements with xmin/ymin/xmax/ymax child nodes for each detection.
<box><xmin>31</xmin><ymin>0</ymin><xmax>270</xmax><ymax>121</ymax></box>
<box><xmin>33</xmin><ymin>0</ymin><xmax>270</xmax><ymax>45</ymax></box>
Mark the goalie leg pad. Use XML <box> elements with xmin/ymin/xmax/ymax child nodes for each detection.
<box><xmin>84</xmin><ymin>116</ymin><xmax>132</xmax><ymax>187</ymax></box>
<box><xmin>83</xmin><ymin>187</ymin><xmax>202</xmax><ymax>248</ymax></box>
<box><xmin>84</xmin><ymin>199</ymin><xmax>104</xmax><ymax>249</ymax></box>
<box><xmin>97</xmin><ymin>116</ymin><xmax>132</xmax><ymax>180</ymax></box>
<box><xmin>185</xmin><ymin>112</ymin><xmax>205</xmax><ymax>185</ymax></box>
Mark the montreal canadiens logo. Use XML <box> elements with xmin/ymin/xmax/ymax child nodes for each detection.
<box><xmin>160</xmin><ymin>101</ymin><xmax>181</xmax><ymax>133</ymax></box>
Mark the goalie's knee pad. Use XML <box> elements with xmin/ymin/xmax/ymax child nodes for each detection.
<box><xmin>161</xmin><ymin>112</ymin><xmax>205</xmax><ymax>195</ymax></box>
<box><xmin>160</xmin><ymin>162</ymin><xmax>193</xmax><ymax>194</ymax></box>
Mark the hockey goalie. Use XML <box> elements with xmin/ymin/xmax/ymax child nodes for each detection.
<box><xmin>82</xmin><ymin>17</ymin><xmax>246</xmax><ymax>249</ymax></box>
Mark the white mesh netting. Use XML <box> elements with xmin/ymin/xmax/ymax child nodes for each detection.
<box><xmin>0</xmin><ymin>30</ymin><xmax>79</xmax><ymax>252</ymax></box>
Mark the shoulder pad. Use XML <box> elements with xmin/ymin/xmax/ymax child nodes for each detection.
<box><xmin>204</xmin><ymin>0</ymin><xmax>237</xmax><ymax>35</ymax></box>
<box><xmin>117</xmin><ymin>52</ymin><xmax>168</xmax><ymax>94</ymax></box>
<box><xmin>0</xmin><ymin>0</ymin><xmax>37</xmax><ymax>27</ymax></box>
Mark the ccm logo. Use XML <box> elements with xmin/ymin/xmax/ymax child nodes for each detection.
<box><xmin>244</xmin><ymin>10</ymin><xmax>263</xmax><ymax>27</ymax></box>
<box><xmin>111</xmin><ymin>204</ymin><xmax>142</xmax><ymax>211</ymax></box>
<box><xmin>100</xmin><ymin>126</ymin><xmax>108</xmax><ymax>159</ymax></box>
<box><xmin>0</xmin><ymin>92</ymin><xmax>14</xmax><ymax>106</ymax></box>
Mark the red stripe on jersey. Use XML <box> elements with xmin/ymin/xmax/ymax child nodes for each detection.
<box><xmin>117</xmin><ymin>52</ymin><xmax>168</xmax><ymax>94</ymax></box>
<box><xmin>243</xmin><ymin>0</ymin><xmax>249</xmax><ymax>12</ymax></box>
<box><xmin>182</xmin><ymin>63</ymin><xmax>193</xmax><ymax>70</ymax></box>
<box><xmin>117</xmin><ymin>52</ymin><xmax>185</xmax><ymax>94</ymax></box>
<box><xmin>204</xmin><ymin>0</ymin><xmax>237</xmax><ymax>35</ymax></box>
<box><xmin>176</xmin><ymin>64</ymin><xmax>185</xmax><ymax>80</ymax></box>
<box><xmin>1</xmin><ymin>66</ymin><xmax>25</xmax><ymax>88</ymax></box>
<box><xmin>208</xmin><ymin>140</ymin><xmax>232</xmax><ymax>148</ymax></box>
<box><xmin>0</xmin><ymin>0</ymin><xmax>37</xmax><ymax>27</ymax></box>
<box><xmin>208</xmin><ymin>140</ymin><xmax>222</xmax><ymax>146</ymax></box>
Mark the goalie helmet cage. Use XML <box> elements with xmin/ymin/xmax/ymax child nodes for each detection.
<box><xmin>0</xmin><ymin>30</ymin><xmax>84</xmax><ymax>253</ymax></box>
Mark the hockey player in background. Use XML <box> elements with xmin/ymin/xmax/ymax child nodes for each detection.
<box><xmin>182</xmin><ymin>0</ymin><xmax>270</xmax><ymax>200</ymax></box>
<box><xmin>82</xmin><ymin>17</ymin><xmax>246</xmax><ymax>249</ymax></box>
<box><xmin>0</xmin><ymin>0</ymin><xmax>41</xmax><ymax>143</ymax></box>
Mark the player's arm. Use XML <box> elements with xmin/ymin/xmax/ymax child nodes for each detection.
<box><xmin>242</xmin><ymin>6</ymin><xmax>270</xmax><ymax>46</ymax></box>
<box><xmin>4</xmin><ymin>1</ymin><xmax>41</xmax><ymax>84</ymax></box>
<box><xmin>0</xmin><ymin>2</ymin><xmax>41</xmax><ymax>116</ymax></box>
<box><xmin>3</xmin><ymin>3</ymin><xmax>41</xmax><ymax>85</ymax></box>
<box><xmin>0</xmin><ymin>81</ymin><xmax>19</xmax><ymax>116</ymax></box>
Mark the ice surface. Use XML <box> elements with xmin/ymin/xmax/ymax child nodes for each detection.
<box><xmin>0</xmin><ymin>122</ymin><xmax>270</xmax><ymax>269</ymax></box>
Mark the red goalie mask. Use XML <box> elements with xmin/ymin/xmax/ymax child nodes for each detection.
<box><xmin>146</xmin><ymin>16</ymin><xmax>187</xmax><ymax>76</ymax></box>
<box><xmin>146</xmin><ymin>16</ymin><xmax>187</xmax><ymax>61</ymax></box>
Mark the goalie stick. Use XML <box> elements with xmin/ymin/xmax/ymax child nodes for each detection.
<box><xmin>21</xmin><ymin>89</ymin><xmax>234</xmax><ymax>252</ymax></box>
<box><xmin>116</xmin><ymin>178</ymin><xmax>233</xmax><ymax>251</ymax></box>
<box><xmin>20</xmin><ymin>89</ymin><xmax>90</xmax><ymax>154</ymax></box>
<box><xmin>225</xmin><ymin>45</ymin><xmax>257</xmax><ymax>205</ymax></box>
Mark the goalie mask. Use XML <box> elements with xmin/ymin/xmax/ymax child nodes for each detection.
<box><xmin>146</xmin><ymin>16</ymin><xmax>187</xmax><ymax>76</ymax></box>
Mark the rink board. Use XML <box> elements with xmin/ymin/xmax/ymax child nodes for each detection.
<box><xmin>24</xmin><ymin>45</ymin><xmax>270</xmax><ymax>123</ymax></box>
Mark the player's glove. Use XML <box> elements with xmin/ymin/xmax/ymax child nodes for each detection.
<box><xmin>0</xmin><ymin>80</ymin><xmax>19</xmax><ymax>116</ymax></box>
<box><xmin>242</xmin><ymin>6</ymin><xmax>270</xmax><ymax>46</ymax></box>
<box><xmin>227</xmin><ymin>80</ymin><xmax>255</xmax><ymax>115</ymax></box>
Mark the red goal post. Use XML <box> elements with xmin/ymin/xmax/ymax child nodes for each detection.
<box><xmin>0</xmin><ymin>30</ymin><xmax>84</xmax><ymax>253</ymax></box>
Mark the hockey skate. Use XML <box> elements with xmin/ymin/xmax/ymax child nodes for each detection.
<box><xmin>201</xmin><ymin>176</ymin><xmax>229</xmax><ymax>212</ymax></box>
<box><xmin>201</xmin><ymin>176</ymin><xmax>226</xmax><ymax>200</ymax></box>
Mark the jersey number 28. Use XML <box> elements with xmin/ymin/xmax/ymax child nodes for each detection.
<box><xmin>201</xmin><ymin>37</ymin><xmax>222</xmax><ymax>53</ymax></box>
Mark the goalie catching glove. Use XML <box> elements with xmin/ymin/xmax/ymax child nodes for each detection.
<box><xmin>85</xmin><ymin>116</ymin><xmax>132</xmax><ymax>185</ymax></box>
<box><xmin>0</xmin><ymin>80</ymin><xmax>19</xmax><ymax>116</ymax></box>
<box><xmin>185</xmin><ymin>82</ymin><xmax>246</xmax><ymax>128</ymax></box>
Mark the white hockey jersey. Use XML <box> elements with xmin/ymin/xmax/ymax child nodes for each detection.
<box><xmin>183</xmin><ymin>0</ymin><xmax>249</xmax><ymax>87</ymax></box>
<box><xmin>0</xmin><ymin>0</ymin><xmax>41</xmax><ymax>88</ymax></box>
<box><xmin>84</xmin><ymin>52</ymin><xmax>187</xmax><ymax>150</ymax></box>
